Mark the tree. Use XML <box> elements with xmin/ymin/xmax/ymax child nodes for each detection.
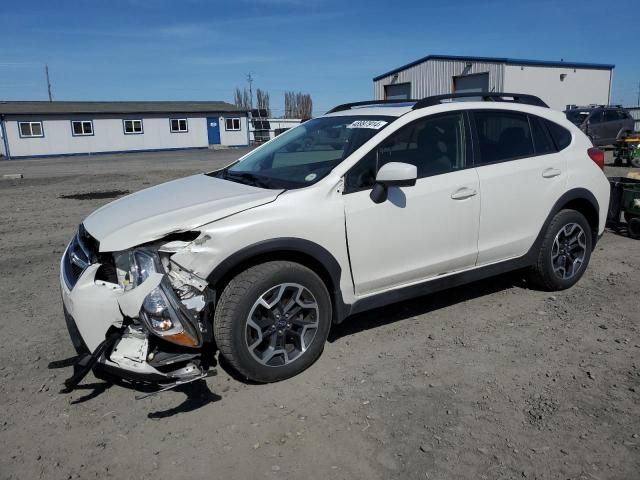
<box><xmin>234</xmin><ymin>87</ymin><xmax>251</xmax><ymax>110</ymax></box>
<box><xmin>284</xmin><ymin>91</ymin><xmax>313</xmax><ymax>119</ymax></box>
<box><xmin>256</xmin><ymin>89</ymin><xmax>271</xmax><ymax>117</ymax></box>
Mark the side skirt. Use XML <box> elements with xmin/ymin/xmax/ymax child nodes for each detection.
<box><xmin>346</xmin><ymin>254</ymin><xmax>532</xmax><ymax>316</ymax></box>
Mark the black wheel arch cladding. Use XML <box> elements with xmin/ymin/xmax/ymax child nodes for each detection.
<box><xmin>539</xmin><ymin>188</ymin><xmax>600</xmax><ymax>247</ymax></box>
<box><xmin>206</xmin><ymin>237</ymin><xmax>350</xmax><ymax>323</ymax></box>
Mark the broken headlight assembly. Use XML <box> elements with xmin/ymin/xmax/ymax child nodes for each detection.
<box><xmin>115</xmin><ymin>249</ymin><xmax>202</xmax><ymax>348</ymax></box>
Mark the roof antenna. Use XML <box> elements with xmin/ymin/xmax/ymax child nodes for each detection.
<box><xmin>45</xmin><ymin>65</ymin><xmax>53</xmax><ymax>102</ymax></box>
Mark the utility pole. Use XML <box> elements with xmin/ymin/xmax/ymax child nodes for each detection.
<box><xmin>637</xmin><ymin>80</ymin><xmax>640</xmax><ymax>107</ymax></box>
<box><xmin>246</xmin><ymin>72</ymin><xmax>254</xmax><ymax>110</ymax></box>
<box><xmin>45</xmin><ymin>65</ymin><xmax>53</xmax><ymax>102</ymax></box>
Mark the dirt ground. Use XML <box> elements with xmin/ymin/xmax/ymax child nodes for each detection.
<box><xmin>0</xmin><ymin>149</ymin><xmax>638</xmax><ymax>480</ymax></box>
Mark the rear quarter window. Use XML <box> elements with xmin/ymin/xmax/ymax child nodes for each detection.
<box><xmin>544</xmin><ymin>120</ymin><xmax>572</xmax><ymax>151</ymax></box>
<box><xmin>529</xmin><ymin>116</ymin><xmax>556</xmax><ymax>155</ymax></box>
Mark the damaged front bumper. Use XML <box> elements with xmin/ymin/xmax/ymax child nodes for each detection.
<box><xmin>59</xmin><ymin>228</ymin><xmax>215</xmax><ymax>389</ymax></box>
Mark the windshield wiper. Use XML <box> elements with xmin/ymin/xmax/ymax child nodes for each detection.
<box><xmin>224</xmin><ymin>170</ymin><xmax>273</xmax><ymax>189</ymax></box>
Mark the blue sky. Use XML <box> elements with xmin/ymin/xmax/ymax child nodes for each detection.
<box><xmin>1</xmin><ymin>0</ymin><xmax>638</xmax><ymax>114</ymax></box>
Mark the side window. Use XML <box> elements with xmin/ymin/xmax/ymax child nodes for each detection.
<box><xmin>603</xmin><ymin>110</ymin><xmax>619</xmax><ymax>122</ymax></box>
<box><xmin>544</xmin><ymin>120</ymin><xmax>572</xmax><ymax>151</ymax></box>
<box><xmin>617</xmin><ymin>110</ymin><xmax>630</xmax><ymax>120</ymax></box>
<box><xmin>345</xmin><ymin>113</ymin><xmax>467</xmax><ymax>192</ymax></box>
<box><xmin>474</xmin><ymin>111</ymin><xmax>534</xmax><ymax>164</ymax></box>
<box><xmin>589</xmin><ymin>111</ymin><xmax>603</xmax><ymax>123</ymax></box>
<box><xmin>529</xmin><ymin>115</ymin><xmax>556</xmax><ymax>155</ymax></box>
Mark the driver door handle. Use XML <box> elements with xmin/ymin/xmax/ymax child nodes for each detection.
<box><xmin>542</xmin><ymin>168</ymin><xmax>562</xmax><ymax>178</ymax></box>
<box><xmin>451</xmin><ymin>187</ymin><xmax>477</xmax><ymax>200</ymax></box>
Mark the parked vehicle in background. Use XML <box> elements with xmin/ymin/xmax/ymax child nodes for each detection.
<box><xmin>565</xmin><ymin>106</ymin><xmax>634</xmax><ymax>147</ymax></box>
<box><xmin>60</xmin><ymin>92</ymin><xmax>610</xmax><ymax>391</ymax></box>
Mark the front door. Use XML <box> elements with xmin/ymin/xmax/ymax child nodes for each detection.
<box><xmin>343</xmin><ymin>112</ymin><xmax>480</xmax><ymax>296</ymax></box>
<box><xmin>207</xmin><ymin>117</ymin><xmax>221</xmax><ymax>145</ymax></box>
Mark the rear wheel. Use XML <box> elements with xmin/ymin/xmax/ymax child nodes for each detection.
<box><xmin>528</xmin><ymin>209</ymin><xmax>592</xmax><ymax>291</ymax></box>
<box><xmin>214</xmin><ymin>261</ymin><xmax>331</xmax><ymax>382</ymax></box>
<box><xmin>626</xmin><ymin>215</ymin><xmax>640</xmax><ymax>239</ymax></box>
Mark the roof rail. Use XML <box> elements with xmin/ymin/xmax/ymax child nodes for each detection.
<box><xmin>412</xmin><ymin>92</ymin><xmax>549</xmax><ymax>109</ymax></box>
<box><xmin>327</xmin><ymin>99</ymin><xmax>419</xmax><ymax>114</ymax></box>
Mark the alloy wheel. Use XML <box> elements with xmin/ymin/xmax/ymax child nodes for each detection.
<box><xmin>551</xmin><ymin>222</ymin><xmax>587</xmax><ymax>280</ymax></box>
<box><xmin>245</xmin><ymin>283</ymin><xmax>319</xmax><ymax>367</ymax></box>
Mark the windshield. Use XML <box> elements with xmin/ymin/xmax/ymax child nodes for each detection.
<box><xmin>214</xmin><ymin>115</ymin><xmax>394</xmax><ymax>189</ymax></box>
<box><xmin>565</xmin><ymin>110</ymin><xmax>590</xmax><ymax>126</ymax></box>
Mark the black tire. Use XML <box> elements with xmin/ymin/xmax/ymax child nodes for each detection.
<box><xmin>627</xmin><ymin>217</ymin><xmax>640</xmax><ymax>239</ymax></box>
<box><xmin>213</xmin><ymin>261</ymin><xmax>331</xmax><ymax>382</ymax></box>
<box><xmin>528</xmin><ymin>209</ymin><xmax>593</xmax><ymax>291</ymax></box>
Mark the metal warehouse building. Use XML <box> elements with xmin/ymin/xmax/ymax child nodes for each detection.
<box><xmin>373</xmin><ymin>55</ymin><xmax>614</xmax><ymax>111</ymax></box>
<box><xmin>0</xmin><ymin>101</ymin><xmax>250</xmax><ymax>159</ymax></box>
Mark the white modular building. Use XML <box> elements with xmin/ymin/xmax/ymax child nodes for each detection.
<box><xmin>373</xmin><ymin>55</ymin><xmax>614</xmax><ymax>111</ymax></box>
<box><xmin>0</xmin><ymin>101</ymin><xmax>250</xmax><ymax>159</ymax></box>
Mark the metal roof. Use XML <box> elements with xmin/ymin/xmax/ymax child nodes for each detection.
<box><xmin>373</xmin><ymin>54</ymin><xmax>615</xmax><ymax>81</ymax></box>
<box><xmin>0</xmin><ymin>100</ymin><xmax>247</xmax><ymax>115</ymax></box>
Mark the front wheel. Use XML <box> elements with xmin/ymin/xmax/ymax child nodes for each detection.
<box><xmin>213</xmin><ymin>261</ymin><xmax>331</xmax><ymax>382</ymax></box>
<box><xmin>528</xmin><ymin>209</ymin><xmax>593</xmax><ymax>291</ymax></box>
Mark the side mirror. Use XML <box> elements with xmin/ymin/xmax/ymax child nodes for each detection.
<box><xmin>370</xmin><ymin>162</ymin><xmax>417</xmax><ymax>204</ymax></box>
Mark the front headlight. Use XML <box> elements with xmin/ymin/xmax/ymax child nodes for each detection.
<box><xmin>114</xmin><ymin>249</ymin><xmax>201</xmax><ymax>348</ymax></box>
<box><xmin>115</xmin><ymin>249</ymin><xmax>157</xmax><ymax>291</ymax></box>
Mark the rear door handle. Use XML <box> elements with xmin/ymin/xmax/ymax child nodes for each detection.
<box><xmin>451</xmin><ymin>187</ymin><xmax>477</xmax><ymax>200</ymax></box>
<box><xmin>542</xmin><ymin>168</ymin><xmax>562</xmax><ymax>178</ymax></box>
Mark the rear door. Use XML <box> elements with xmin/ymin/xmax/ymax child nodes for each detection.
<box><xmin>472</xmin><ymin>110</ymin><xmax>567</xmax><ymax>265</ymax></box>
<box><xmin>343</xmin><ymin>112</ymin><xmax>480</xmax><ymax>295</ymax></box>
<box><xmin>587</xmin><ymin>110</ymin><xmax>605</xmax><ymax>145</ymax></box>
<box><xmin>602</xmin><ymin>109</ymin><xmax>622</xmax><ymax>143</ymax></box>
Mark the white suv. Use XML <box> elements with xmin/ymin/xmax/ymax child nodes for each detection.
<box><xmin>60</xmin><ymin>93</ymin><xmax>610</xmax><ymax>390</ymax></box>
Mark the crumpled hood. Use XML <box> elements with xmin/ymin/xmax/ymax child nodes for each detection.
<box><xmin>83</xmin><ymin>174</ymin><xmax>282</xmax><ymax>252</ymax></box>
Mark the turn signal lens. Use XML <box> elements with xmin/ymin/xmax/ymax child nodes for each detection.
<box><xmin>163</xmin><ymin>332</ymin><xmax>201</xmax><ymax>348</ymax></box>
<box><xmin>587</xmin><ymin>148</ymin><xmax>605</xmax><ymax>170</ymax></box>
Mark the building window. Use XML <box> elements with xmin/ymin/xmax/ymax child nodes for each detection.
<box><xmin>225</xmin><ymin>118</ymin><xmax>241</xmax><ymax>131</ymax></box>
<box><xmin>123</xmin><ymin>119</ymin><xmax>143</xmax><ymax>134</ymax></box>
<box><xmin>170</xmin><ymin>118</ymin><xmax>188</xmax><ymax>133</ymax></box>
<box><xmin>18</xmin><ymin>121</ymin><xmax>44</xmax><ymax>138</ymax></box>
<box><xmin>71</xmin><ymin>120</ymin><xmax>94</xmax><ymax>136</ymax></box>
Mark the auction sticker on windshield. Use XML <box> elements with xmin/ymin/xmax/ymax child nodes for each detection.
<box><xmin>347</xmin><ymin>120</ymin><xmax>388</xmax><ymax>130</ymax></box>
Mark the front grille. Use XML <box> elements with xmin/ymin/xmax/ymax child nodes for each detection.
<box><xmin>62</xmin><ymin>225</ymin><xmax>100</xmax><ymax>290</ymax></box>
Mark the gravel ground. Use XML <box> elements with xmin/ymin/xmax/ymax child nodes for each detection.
<box><xmin>0</xmin><ymin>149</ymin><xmax>638</xmax><ymax>480</ymax></box>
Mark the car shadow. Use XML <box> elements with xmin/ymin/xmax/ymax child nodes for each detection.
<box><xmin>329</xmin><ymin>270</ymin><xmax>526</xmax><ymax>342</ymax></box>
<box><xmin>49</xmin><ymin>357</ymin><xmax>221</xmax><ymax>415</ymax></box>
<box><xmin>51</xmin><ymin>271</ymin><xmax>527</xmax><ymax>398</ymax></box>
<box><xmin>147</xmin><ymin>380</ymin><xmax>222</xmax><ymax>419</ymax></box>
<box><xmin>606</xmin><ymin>224</ymin><xmax>636</xmax><ymax>240</ymax></box>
